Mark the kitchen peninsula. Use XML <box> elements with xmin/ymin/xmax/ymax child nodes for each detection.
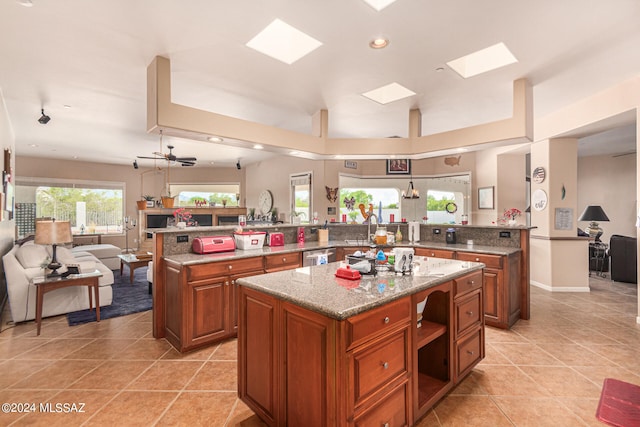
<box><xmin>149</xmin><ymin>223</ymin><xmax>529</xmax><ymax>351</ymax></box>
<box><xmin>237</xmin><ymin>258</ymin><xmax>485</xmax><ymax>426</ymax></box>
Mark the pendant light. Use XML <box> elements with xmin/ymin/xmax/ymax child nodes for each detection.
<box><xmin>402</xmin><ymin>176</ymin><xmax>420</xmax><ymax>199</ymax></box>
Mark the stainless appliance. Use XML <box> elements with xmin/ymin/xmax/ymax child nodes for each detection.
<box><xmin>303</xmin><ymin>249</ymin><xmax>336</xmax><ymax>266</ymax></box>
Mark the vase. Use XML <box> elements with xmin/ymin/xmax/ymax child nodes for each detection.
<box><xmin>161</xmin><ymin>196</ymin><xmax>175</xmax><ymax>208</ymax></box>
<box><xmin>176</xmin><ymin>221</ymin><xmax>186</xmax><ymax>229</ymax></box>
<box><xmin>508</xmin><ymin>219</ymin><xmax>517</xmax><ymax>226</ymax></box>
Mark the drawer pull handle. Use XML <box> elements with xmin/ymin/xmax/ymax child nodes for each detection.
<box><xmin>283</xmin><ymin>257</ymin><xmax>286</xmax><ymax>262</ymax></box>
<box><xmin>468</xmin><ymin>280</ymin><xmax>475</xmax><ymax>285</ymax></box>
<box><xmin>467</xmin><ymin>350</ymin><xmax>475</xmax><ymax>355</ymax></box>
<box><xmin>228</xmin><ymin>265</ymin><xmax>233</xmax><ymax>270</ymax></box>
<box><xmin>383</xmin><ymin>423</ymin><xmax>390</xmax><ymax>427</ymax></box>
<box><xmin>475</xmin><ymin>258</ymin><xmax>480</xmax><ymax>262</ymax></box>
<box><xmin>383</xmin><ymin>316</ymin><xmax>390</xmax><ymax>324</ymax></box>
<box><xmin>382</xmin><ymin>362</ymin><xmax>389</xmax><ymax>369</ymax></box>
<box><xmin>467</xmin><ymin>311</ymin><xmax>474</xmax><ymax>316</ymax></box>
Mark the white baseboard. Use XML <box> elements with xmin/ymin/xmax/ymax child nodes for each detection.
<box><xmin>530</xmin><ymin>280</ymin><xmax>590</xmax><ymax>292</ymax></box>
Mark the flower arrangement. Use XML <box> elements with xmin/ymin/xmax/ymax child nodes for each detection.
<box><xmin>502</xmin><ymin>208</ymin><xmax>522</xmax><ymax>221</ymax></box>
<box><xmin>173</xmin><ymin>208</ymin><xmax>193</xmax><ymax>226</ymax></box>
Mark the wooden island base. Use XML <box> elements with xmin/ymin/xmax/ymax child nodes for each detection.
<box><xmin>238</xmin><ymin>267</ymin><xmax>485</xmax><ymax>427</ymax></box>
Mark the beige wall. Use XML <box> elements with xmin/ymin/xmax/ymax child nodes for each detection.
<box><xmin>0</xmin><ymin>91</ymin><xmax>16</xmax><ymax>308</ymax></box>
<box><xmin>16</xmin><ymin>156</ymin><xmax>242</xmax><ymax>249</ymax></box>
<box><xmin>577</xmin><ymin>153</ymin><xmax>636</xmax><ymax>241</ymax></box>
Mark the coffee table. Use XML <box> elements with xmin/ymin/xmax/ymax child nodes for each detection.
<box><xmin>32</xmin><ymin>270</ymin><xmax>102</xmax><ymax>335</ymax></box>
<box><xmin>118</xmin><ymin>253</ymin><xmax>152</xmax><ymax>283</ymax></box>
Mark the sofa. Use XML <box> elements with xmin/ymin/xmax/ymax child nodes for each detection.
<box><xmin>609</xmin><ymin>234</ymin><xmax>637</xmax><ymax>284</ymax></box>
<box><xmin>2</xmin><ymin>241</ymin><xmax>114</xmax><ymax>323</ymax></box>
<box><xmin>70</xmin><ymin>244</ymin><xmax>121</xmax><ymax>270</ymax></box>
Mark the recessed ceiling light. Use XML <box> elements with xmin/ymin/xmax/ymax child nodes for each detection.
<box><xmin>253</xmin><ymin>144</ymin><xmax>263</xmax><ymax>150</ymax></box>
<box><xmin>362</xmin><ymin>82</ymin><xmax>416</xmax><ymax>105</ymax></box>
<box><xmin>361</xmin><ymin>0</ymin><xmax>398</xmax><ymax>11</ymax></box>
<box><xmin>17</xmin><ymin>0</ymin><xmax>33</xmax><ymax>7</ymax></box>
<box><xmin>63</xmin><ymin>104</ymin><xmax>71</xmax><ymax>109</ymax></box>
<box><xmin>246</xmin><ymin>19</ymin><xmax>322</xmax><ymax>65</ymax></box>
<box><xmin>29</xmin><ymin>144</ymin><xmax>38</xmax><ymax>148</ymax></box>
<box><xmin>446</xmin><ymin>42</ymin><xmax>517</xmax><ymax>79</ymax></box>
<box><xmin>209</xmin><ymin>161</ymin><xmax>215</xmax><ymax>165</ymax></box>
<box><xmin>369</xmin><ymin>38</ymin><xmax>389</xmax><ymax>49</ymax></box>
<box><xmin>208</xmin><ymin>136</ymin><xmax>223</xmax><ymax>143</ymax></box>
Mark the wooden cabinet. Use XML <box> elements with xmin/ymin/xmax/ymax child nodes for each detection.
<box><xmin>415</xmin><ymin>247</ymin><xmax>454</xmax><ymax>258</ymax></box>
<box><xmin>451</xmin><ymin>270</ymin><xmax>484</xmax><ymax>382</ymax></box>
<box><xmin>264</xmin><ymin>252</ymin><xmax>301</xmax><ymax>273</ymax></box>
<box><xmin>336</xmin><ymin>246</ymin><xmax>370</xmax><ymax>261</ymax></box>
<box><xmin>456</xmin><ymin>251</ymin><xmax>521</xmax><ymax>329</ymax></box>
<box><xmin>164</xmin><ymin>256</ymin><xmax>263</xmax><ymax>352</ymax></box>
<box><xmin>239</xmin><ymin>270</ymin><xmax>484</xmax><ymax>426</ymax></box>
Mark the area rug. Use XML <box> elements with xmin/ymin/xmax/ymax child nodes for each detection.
<box><xmin>67</xmin><ymin>267</ymin><xmax>152</xmax><ymax>326</ymax></box>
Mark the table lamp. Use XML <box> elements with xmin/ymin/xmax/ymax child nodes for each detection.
<box><xmin>578</xmin><ymin>205</ymin><xmax>609</xmax><ymax>241</ymax></box>
<box><xmin>35</xmin><ymin>219</ymin><xmax>73</xmax><ymax>277</ymax></box>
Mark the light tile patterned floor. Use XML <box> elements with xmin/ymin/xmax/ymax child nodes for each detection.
<box><xmin>0</xmin><ymin>276</ymin><xmax>638</xmax><ymax>426</ymax></box>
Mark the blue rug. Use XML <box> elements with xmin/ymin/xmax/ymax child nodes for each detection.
<box><xmin>67</xmin><ymin>266</ymin><xmax>152</xmax><ymax>326</ymax></box>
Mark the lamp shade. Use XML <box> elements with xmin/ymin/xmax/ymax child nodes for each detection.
<box><xmin>578</xmin><ymin>205</ymin><xmax>610</xmax><ymax>222</ymax></box>
<box><xmin>35</xmin><ymin>220</ymin><xmax>73</xmax><ymax>245</ymax></box>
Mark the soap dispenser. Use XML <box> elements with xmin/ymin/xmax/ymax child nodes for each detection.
<box><xmin>395</xmin><ymin>226</ymin><xmax>402</xmax><ymax>242</ymax></box>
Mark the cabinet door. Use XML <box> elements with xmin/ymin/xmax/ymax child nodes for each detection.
<box><xmin>229</xmin><ymin>270</ymin><xmax>263</xmax><ymax>333</ymax></box>
<box><xmin>185</xmin><ymin>277</ymin><xmax>229</xmax><ymax>349</ymax></box>
<box><xmin>238</xmin><ymin>287</ymin><xmax>278</xmax><ymax>426</ymax></box>
<box><xmin>483</xmin><ymin>268</ymin><xmax>502</xmax><ymax>325</ymax></box>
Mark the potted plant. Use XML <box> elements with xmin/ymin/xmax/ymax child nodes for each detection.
<box><xmin>138</xmin><ymin>195</ymin><xmax>154</xmax><ymax>210</ymax></box>
<box><xmin>161</xmin><ymin>193</ymin><xmax>175</xmax><ymax>208</ymax></box>
<box><xmin>136</xmin><ymin>199</ymin><xmax>147</xmax><ymax>210</ymax></box>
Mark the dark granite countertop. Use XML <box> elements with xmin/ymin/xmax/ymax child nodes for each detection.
<box><xmin>236</xmin><ymin>258</ymin><xmax>484</xmax><ymax>320</ymax></box>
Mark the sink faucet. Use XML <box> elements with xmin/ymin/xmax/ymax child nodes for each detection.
<box><xmin>367</xmin><ymin>213</ymin><xmax>378</xmax><ymax>244</ymax></box>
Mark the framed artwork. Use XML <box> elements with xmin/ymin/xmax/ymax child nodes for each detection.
<box><xmin>386</xmin><ymin>159</ymin><xmax>411</xmax><ymax>175</ymax></box>
<box><xmin>478</xmin><ymin>186</ymin><xmax>494</xmax><ymax>209</ymax></box>
<box><xmin>146</xmin><ymin>200</ymin><xmax>155</xmax><ymax>208</ymax></box>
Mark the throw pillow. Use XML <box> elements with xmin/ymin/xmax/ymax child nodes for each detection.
<box><xmin>15</xmin><ymin>244</ymin><xmax>49</xmax><ymax>269</ymax></box>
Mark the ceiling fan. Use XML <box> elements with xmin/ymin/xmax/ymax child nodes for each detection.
<box><xmin>137</xmin><ymin>145</ymin><xmax>197</xmax><ymax>166</ymax></box>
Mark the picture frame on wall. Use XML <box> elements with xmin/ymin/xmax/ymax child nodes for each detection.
<box><xmin>386</xmin><ymin>159</ymin><xmax>411</xmax><ymax>175</ymax></box>
<box><xmin>478</xmin><ymin>186</ymin><xmax>494</xmax><ymax>209</ymax></box>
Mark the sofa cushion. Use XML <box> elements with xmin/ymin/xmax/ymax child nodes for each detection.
<box><xmin>71</xmin><ymin>244</ymin><xmax>121</xmax><ymax>259</ymax></box>
<box><xmin>16</xmin><ymin>244</ymin><xmax>49</xmax><ymax>269</ymax></box>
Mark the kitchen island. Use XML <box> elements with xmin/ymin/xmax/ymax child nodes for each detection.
<box><xmin>236</xmin><ymin>258</ymin><xmax>485</xmax><ymax>427</ymax></box>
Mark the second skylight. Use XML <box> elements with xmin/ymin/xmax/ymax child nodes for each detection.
<box><xmin>246</xmin><ymin>19</ymin><xmax>322</xmax><ymax>65</ymax></box>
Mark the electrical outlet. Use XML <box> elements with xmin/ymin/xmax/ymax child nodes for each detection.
<box><xmin>177</xmin><ymin>235</ymin><xmax>189</xmax><ymax>243</ymax></box>
<box><xmin>499</xmin><ymin>231</ymin><xmax>511</xmax><ymax>238</ymax></box>
<box><xmin>433</xmin><ymin>228</ymin><xmax>441</xmax><ymax>235</ymax></box>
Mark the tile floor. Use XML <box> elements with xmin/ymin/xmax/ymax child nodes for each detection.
<box><xmin>0</xmin><ymin>276</ymin><xmax>638</xmax><ymax>426</ymax></box>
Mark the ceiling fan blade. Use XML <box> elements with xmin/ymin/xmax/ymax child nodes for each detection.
<box><xmin>137</xmin><ymin>155</ymin><xmax>162</xmax><ymax>160</ymax></box>
<box><xmin>180</xmin><ymin>161</ymin><xmax>196</xmax><ymax>167</ymax></box>
<box><xmin>176</xmin><ymin>157</ymin><xmax>197</xmax><ymax>161</ymax></box>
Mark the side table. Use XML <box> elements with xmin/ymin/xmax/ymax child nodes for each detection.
<box><xmin>118</xmin><ymin>253</ymin><xmax>152</xmax><ymax>283</ymax></box>
<box><xmin>589</xmin><ymin>242</ymin><xmax>609</xmax><ymax>277</ymax></box>
<box><xmin>32</xmin><ymin>270</ymin><xmax>103</xmax><ymax>335</ymax></box>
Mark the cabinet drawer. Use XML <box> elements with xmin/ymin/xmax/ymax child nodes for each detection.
<box><xmin>351</xmin><ymin>329</ymin><xmax>408</xmax><ymax>406</ymax></box>
<box><xmin>354</xmin><ymin>382</ymin><xmax>408</xmax><ymax>427</ymax></box>
<box><xmin>187</xmin><ymin>257</ymin><xmax>263</xmax><ymax>281</ymax></box>
<box><xmin>456</xmin><ymin>252</ymin><xmax>503</xmax><ymax>269</ymax></box>
<box><xmin>346</xmin><ymin>298</ymin><xmax>411</xmax><ymax>348</ymax></box>
<box><xmin>455</xmin><ymin>290</ymin><xmax>482</xmax><ymax>338</ymax></box>
<box><xmin>264</xmin><ymin>252</ymin><xmax>300</xmax><ymax>270</ymax></box>
<box><xmin>416</xmin><ymin>248</ymin><xmax>455</xmax><ymax>259</ymax></box>
<box><xmin>453</xmin><ymin>271</ymin><xmax>483</xmax><ymax>298</ymax></box>
<box><xmin>456</xmin><ymin>328</ymin><xmax>483</xmax><ymax>379</ymax></box>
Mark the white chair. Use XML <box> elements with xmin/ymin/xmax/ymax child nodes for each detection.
<box><xmin>147</xmin><ymin>260</ymin><xmax>153</xmax><ymax>294</ymax></box>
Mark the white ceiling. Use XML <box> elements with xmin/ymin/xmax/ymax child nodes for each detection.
<box><xmin>0</xmin><ymin>0</ymin><xmax>638</xmax><ymax>168</ymax></box>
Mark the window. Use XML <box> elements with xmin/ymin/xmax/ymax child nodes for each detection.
<box><xmin>170</xmin><ymin>183</ymin><xmax>240</xmax><ymax>207</ymax></box>
<box><xmin>340</xmin><ymin>188</ymin><xmax>400</xmax><ymax>223</ymax></box>
<box><xmin>290</xmin><ymin>172</ymin><xmax>312</xmax><ymax>223</ymax></box>
<box><xmin>15</xmin><ymin>178</ymin><xmax>125</xmax><ymax>237</ymax></box>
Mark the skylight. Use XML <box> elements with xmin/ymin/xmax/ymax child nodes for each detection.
<box><xmin>361</xmin><ymin>0</ymin><xmax>398</xmax><ymax>11</ymax></box>
<box><xmin>362</xmin><ymin>82</ymin><xmax>416</xmax><ymax>105</ymax></box>
<box><xmin>246</xmin><ymin>19</ymin><xmax>322</xmax><ymax>65</ymax></box>
<box><xmin>446</xmin><ymin>42</ymin><xmax>518</xmax><ymax>78</ymax></box>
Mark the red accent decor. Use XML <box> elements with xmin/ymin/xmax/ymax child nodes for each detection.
<box><xmin>596</xmin><ymin>378</ymin><xmax>640</xmax><ymax>426</ymax></box>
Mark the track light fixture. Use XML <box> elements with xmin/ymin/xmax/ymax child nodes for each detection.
<box><xmin>133</xmin><ymin>160</ymin><xmax>139</xmax><ymax>169</ymax></box>
<box><xmin>38</xmin><ymin>109</ymin><xmax>51</xmax><ymax>124</ymax></box>
<box><xmin>236</xmin><ymin>160</ymin><xmax>241</xmax><ymax>170</ymax></box>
